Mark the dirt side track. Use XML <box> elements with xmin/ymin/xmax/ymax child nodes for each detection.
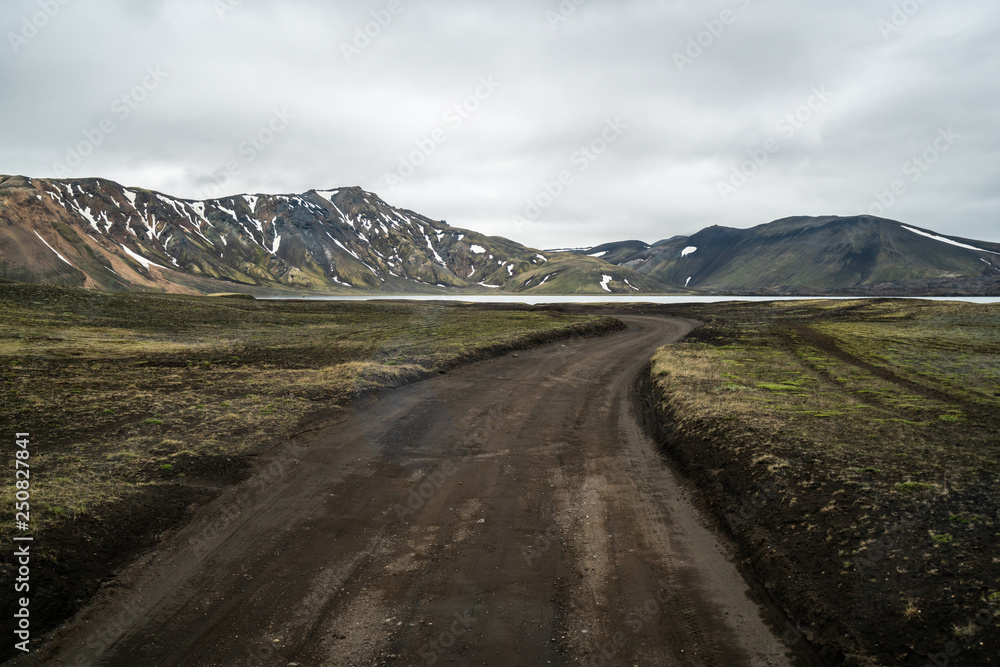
<box><xmin>22</xmin><ymin>316</ymin><xmax>800</xmax><ymax>666</ymax></box>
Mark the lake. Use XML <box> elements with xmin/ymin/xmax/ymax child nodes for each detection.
<box><xmin>262</xmin><ymin>295</ymin><xmax>1000</xmax><ymax>305</ymax></box>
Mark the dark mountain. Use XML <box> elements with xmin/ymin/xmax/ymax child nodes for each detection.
<box><xmin>568</xmin><ymin>215</ymin><xmax>1000</xmax><ymax>295</ymax></box>
<box><xmin>571</xmin><ymin>240</ymin><xmax>652</xmax><ymax>265</ymax></box>
<box><xmin>0</xmin><ymin>175</ymin><xmax>671</xmax><ymax>295</ymax></box>
<box><xmin>4</xmin><ymin>175</ymin><xmax>997</xmax><ymax>297</ymax></box>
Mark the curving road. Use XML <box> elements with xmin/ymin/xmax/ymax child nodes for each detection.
<box><xmin>34</xmin><ymin>316</ymin><xmax>793</xmax><ymax>666</ymax></box>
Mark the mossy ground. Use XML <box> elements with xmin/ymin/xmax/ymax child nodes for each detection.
<box><xmin>0</xmin><ymin>283</ymin><xmax>621</xmax><ymax>657</ymax></box>
<box><xmin>651</xmin><ymin>299</ymin><xmax>1000</xmax><ymax>665</ymax></box>
<box><xmin>0</xmin><ymin>284</ymin><xmax>623</xmax><ymax>536</ymax></box>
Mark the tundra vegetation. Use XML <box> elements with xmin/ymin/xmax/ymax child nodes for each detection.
<box><xmin>0</xmin><ymin>282</ymin><xmax>620</xmax><ymax>656</ymax></box>
<box><xmin>651</xmin><ymin>299</ymin><xmax>1000</xmax><ymax>665</ymax></box>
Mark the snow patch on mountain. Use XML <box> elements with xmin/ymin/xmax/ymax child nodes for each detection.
<box><xmin>33</xmin><ymin>231</ymin><xmax>74</xmax><ymax>267</ymax></box>
<box><xmin>77</xmin><ymin>206</ymin><xmax>101</xmax><ymax>233</ymax></box>
<box><xmin>122</xmin><ymin>189</ymin><xmax>138</xmax><ymax>210</ymax></box>
<box><xmin>218</xmin><ymin>205</ymin><xmax>239</xmax><ymax>221</ymax></box>
<box><xmin>900</xmin><ymin>226</ymin><xmax>999</xmax><ymax>256</ymax></box>
<box><xmin>121</xmin><ymin>244</ymin><xmax>167</xmax><ymax>270</ymax></box>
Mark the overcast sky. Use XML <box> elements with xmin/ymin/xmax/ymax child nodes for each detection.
<box><xmin>2</xmin><ymin>0</ymin><xmax>998</xmax><ymax>249</ymax></box>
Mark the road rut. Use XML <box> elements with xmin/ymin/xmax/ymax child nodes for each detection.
<box><xmin>33</xmin><ymin>316</ymin><xmax>793</xmax><ymax>666</ymax></box>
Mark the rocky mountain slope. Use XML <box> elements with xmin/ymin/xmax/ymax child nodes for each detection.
<box><xmin>0</xmin><ymin>175</ymin><xmax>669</xmax><ymax>295</ymax></box>
<box><xmin>4</xmin><ymin>175</ymin><xmax>997</xmax><ymax>296</ymax></box>
<box><xmin>569</xmin><ymin>216</ymin><xmax>1000</xmax><ymax>295</ymax></box>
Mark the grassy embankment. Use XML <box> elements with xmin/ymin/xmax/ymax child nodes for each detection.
<box><xmin>651</xmin><ymin>299</ymin><xmax>1000</xmax><ymax>665</ymax></box>
<box><xmin>0</xmin><ymin>282</ymin><xmax>621</xmax><ymax>651</ymax></box>
<box><xmin>0</xmin><ymin>283</ymin><xmax>621</xmax><ymax>535</ymax></box>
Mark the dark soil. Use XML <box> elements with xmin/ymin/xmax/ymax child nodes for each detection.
<box><xmin>1</xmin><ymin>458</ymin><xmax>252</xmax><ymax>664</ymax></box>
<box><xmin>0</xmin><ymin>287</ymin><xmax>625</xmax><ymax>665</ymax></box>
<box><xmin>18</xmin><ymin>316</ymin><xmax>797</xmax><ymax>667</ymax></box>
<box><xmin>648</xmin><ymin>300</ymin><xmax>1000</xmax><ymax>667</ymax></box>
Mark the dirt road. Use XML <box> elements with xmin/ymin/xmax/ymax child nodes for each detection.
<box><xmin>30</xmin><ymin>316</ymin><xmax>795</xmax><ymax>666</ymax></box>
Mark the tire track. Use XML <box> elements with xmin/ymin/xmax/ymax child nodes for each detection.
<box><xmin>30</xmin><ymin>316</ymin><xmax>794</xmax><ymax>667</ymax></box>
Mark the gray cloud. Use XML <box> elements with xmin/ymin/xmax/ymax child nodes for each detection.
<box><xmin>2</xmin><ymin>0</ymin><xmax>998</xmax><ymax>249</ymax></box>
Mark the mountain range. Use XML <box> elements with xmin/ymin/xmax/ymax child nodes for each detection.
<box><xmin>572</xmin><ymin>216</ymin><xmax>1000</xmax><ymax>295</ymax></box>
<box><xmin>2</xmin><ymin>174</ymin><xmax>998</xmax><ymax>296</ymax></box>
